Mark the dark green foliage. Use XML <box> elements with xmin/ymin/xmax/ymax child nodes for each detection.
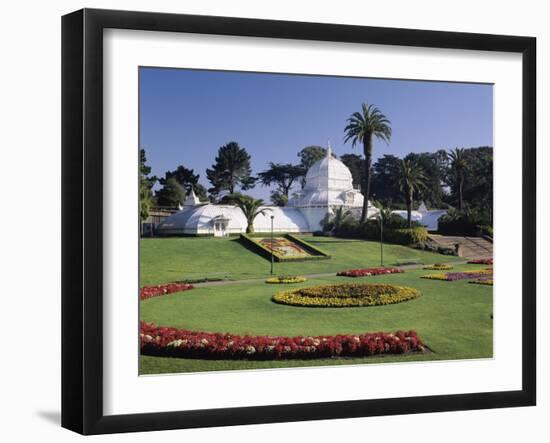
<box><xmin>370</xmin><ymin>154</ymin><xmax>402</xmax><ymax>206</ymax></box>
<box><xmin>340</xmin><ymin>153</ymin><xmax>365</xmax><ymax>189</ymax></box>
<box><xmin>139</xmin><ymin>148</ymin><xmax>156</xmax><ymax>220</ymax></box>
<box><xmin>386</xmin><ymin>227</ymin><xmax>429</xmax><ymax>245</ymax></box>
<box><xmin>459</xmin><ymin>147</ymin><xmax>493</xmax><ymax>222</ymax></box>
<box><xmin>206</xmin><ymin>142</ymin><xmax>256</xmax><ymax>199</ymax></box>
<box><xmin>395</xmin><ymin>159</ymin><xmax>428</xmax><ymax>228</ymax></box>
<box><xmin>446</xmin><ymin>148</ymin><xmax>468</xmax><ymax>211</ymax></box>
<box><xmin>438</xmin><ymin>207</ymin><xmax>491</xmax><ymax>236</ymax></box>
<box><xmin>258</xmin><ymin>162</ymin><xmax>304</xmax><ymax>204</ymax></box>
<box><xmin>162</xmin><ymin>165</ymin><xmax>208</xmax><ymax>201</ymax></box>
<box><xmin>154</xmin><ymin>176</ymin><xmax>186</xmax><ymax>208</ymax></box>
<box><xmin>330</xmin><ymin>216</ymin><xmax>427</xmax><ymax>246</ymax></box>
<box><xmin>269</xmin><ymin>191</ymin><xmax>288</xmax><ymax>207</ymax></box>
<box><xmin>404</xmin><ymin>150</ymin><xmax>448</xmax><ymax>208</ymax></box>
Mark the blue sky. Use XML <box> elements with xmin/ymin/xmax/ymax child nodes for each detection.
<box><xmin>139</xmin><ymin>67</ymin><xmax>493</xmax><ymax>200</ymax></box>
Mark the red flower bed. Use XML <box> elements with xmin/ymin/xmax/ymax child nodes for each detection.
<box><xmin>467</xmin><ymin>258</ymin><xmax>493</xmax><ymax>265</ymax></box>
<box><xmin>140</xmin><ymin>283</ymin><xmax>194</xmax><ymax>301</ymax></box>
<box><xmin>337</xmin><ymin>267</ymin><xmax>404</xmax><ymax>278</ymax></box>
<box><xmin>140</xmin><ymin>322</ymin><xmax>424</xmax><ymax>360</ymax></box>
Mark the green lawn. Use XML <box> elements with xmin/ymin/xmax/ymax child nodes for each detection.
<box><xmin>140</xmin><ymin>235</ymin><xmax>461</xmax><ymax>286</ymax></box>
<box><xmin>139</xmin><ymin>242</ymin><xmax>492</xmax><ymax>374</ymax></box>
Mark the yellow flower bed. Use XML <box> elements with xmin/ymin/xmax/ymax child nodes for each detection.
<box><xmin>272</xmin><ymin>283</ymin><xmax>421</xmax><ymax>307</ymax></box>
<box><xmin>421</xmin><ymin>269</ymin><xmax>493</xmax><ymax>281</ymax></box>
<box><xmin>423</xmin><ymin>263</ymin><xmax>453</xmax><ymax>270</ymax></box>
<box><xmin>266</xmin><ymin>275</ymin><xmax>307</xmax><ymax>284</ymax></box>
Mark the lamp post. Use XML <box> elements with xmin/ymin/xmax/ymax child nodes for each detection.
<box><xmin>378</xmin><ymin>213</ymin><xmax>384</xmax><ymax>267</ymax></box>
<box><xmin>270</xmin><ymin>215</ymin><xmax>275</xmax><ymax>275</ymax></box>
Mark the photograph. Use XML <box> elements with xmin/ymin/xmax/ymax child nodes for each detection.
<box><xmin>138</xmin><ymin>68</ymin><xmax>494</xmax><ymax>375</ymax></box>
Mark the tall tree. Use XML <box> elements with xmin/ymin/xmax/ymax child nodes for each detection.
<box><xmin>297</xmin><ymin>145</ymin><xmax>327</xmax><ymax>187</ymax></box>
<box><xmin>139</xmin><ymin>148</ymin><xmax>156</xmax><ymax>221</ymax></box>
<box><xmin>340</xmin><ymin>153</ymin><xmax>365</xmax><ymax>190</ymax></box>
<box><xmin>404</xmin><ymin>150</ymin><xmax>447</xmax><ymax>208</ymax></box>
<box><xmin>206</xmin><ymin>142</ymin><xmax>256</xmax><ymax>199</ymax></box>
<box><xmin>154</xmin><ymin>176</ymin><xmax>186</xmax><ymax>208</ymax></box>
<box><xmin>395</xmin><ymin>159</ymin><xmax>427</xmax><ymax>228</ymax></box>
<box><xmin>163</xmin><ymin>165</ymin><xmax>208</xmax><ymax>201</ymax></box>
<box><xmin>370</xmin><ymin>154</ymin><xmax>402</xmax><ymax>207</ymax></box>
<box><xmin>258</xmin><ymin>162</ymin><xmax>303</xmax><ymax>205</ymax></box>
<box><xmin>447</xmin><ymin>148</ymin><xmax>468</xmax><ymax>211</ymax></box>
<box><xmin>344</xmin><ymin>103</ymin><xmax>392</xmax><ymax>222</ymax></box>
<box><xmin>461</xmin><ymin>147</ymin><xmax>493</xmax><ymax>223</ymax></box>
<box><xmin>223</xmin><ymin>194</ymin><xmax>270</xmax><ymax>234</ymax></box>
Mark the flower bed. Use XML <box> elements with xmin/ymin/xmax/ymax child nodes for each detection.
<box><xmin>266</xmin><ymin>275</ymin><xmax>307</xmax><ymax>284</ymax></box>
<box><xmin>421</xmin><ymin>269</ymin><xmax>493</xmax><ymax>282</ymax></box>
<box><xmin>336</xmin><ymin>267</ymin><xmax>404</xmax><ymax>278</ymax></box>
<box><xmin>468</xmin><ymin>258</ymin><xmax>493</xmax><ymax>265</ymax></box>
<box><xmin>140</xmin><ymin>283</ymin><xmax>195</xmax><ymax>301</ymax></box>
<box><xmin>140</xmin><ymin>321</ymin><xmax>425</xmax><ymax>360</ymax></box>
<box><xmin>272</xmin><ymin>283</ymin><xmax>421</xmax><ymax>307</ymax></box>
<box><xmin>423</xmin><ymin>263</ymin><xmax>453</xmax><ymax>271</ymax></box>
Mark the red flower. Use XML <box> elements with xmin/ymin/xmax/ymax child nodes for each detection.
<box><xmin>139</xmin><ymin>321</ymin><xmax>425</xmax><ymax>360</ymax></box>
<box><xmin>139</xmin><ymin>283</ymin><xmax>194</xmax><ymax>300</ymax></box>
<box><xmin>336</xmin><ymin>267</ymin><xmax>404</xmax><ymax>277</ymax></box>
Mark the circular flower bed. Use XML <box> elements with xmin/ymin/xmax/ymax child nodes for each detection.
<box><xmin>265</xmin><ymin>275</ymin><xmax>307</xmax><ymax>284</ymax></box>
<box><xmin>423</xmin><ymin>263</ymin><xmax>453</xmax><ymax>271</ymax></box>
<box><xmin>272</xmin><ymin>283</ymin><xmax>421</xmax><ymax>307</ymax></box>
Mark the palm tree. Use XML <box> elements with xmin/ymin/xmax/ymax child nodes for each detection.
<box><xmin>447</xmin><ymin>148</ymin><xmax>468</xmax><ymax>211</ymax></box>
<box><xmin>344</xmin><ymin>103</ymin><xmax>392</xmax><ymax>222</ymax></box>
<box><xmin>227</xmin><ymin>194</ymin><xmax>271</xmax><ymax>234</ymax></box>
<box><xmin>331</xmin><ymin>206</ymin><xmax>353</xmax><ymax>232</ymax></box>
<box><xmin>396</xmin><ymin>159</ymin><xmax>427</xmax><ymax>228</ymax></box>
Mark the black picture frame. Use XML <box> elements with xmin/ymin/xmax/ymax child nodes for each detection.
<box><xmin>62</xmin><ymin>8</ymin><xmax>536</xmax><ymax>435</ymax></box>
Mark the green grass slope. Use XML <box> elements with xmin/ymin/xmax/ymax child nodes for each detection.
<box><xmin>140</xmin><ymin>235</ymin><xmax>460</xmax><ymax>286</ymax></box>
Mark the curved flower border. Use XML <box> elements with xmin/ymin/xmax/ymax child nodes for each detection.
<box><xmin>265</xmin><ymin>276</ymin><xmax>307</xmax><ymax>284</ymax></box>
<box><xmin>421</xmin><ymin>269</ymin><xmax>492</xmax><ymax>282</ymax></box>
<box><xmin>140</xmin><ymin>322</ymin><xmax>425</xmax><ymax>360</ymax></box>
<box><xmin>140</xmin><ymin>283</ymin><xmax>195</xmax><ymax>301</ymax></box>
<box><xmin>468</xmin><ymin>258</ymin><xmax>493</xmax><ymax>265</ymax></box>
<box><xmin>337</xmin><ymin>267</ymin><xmax>404</xmax><ymax>278</ymax></box>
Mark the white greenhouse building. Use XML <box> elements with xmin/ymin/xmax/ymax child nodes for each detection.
<box><xmin>156</xmin><ymin>146</ymin><xmax>446</xmax><ymax>236</ymax></box>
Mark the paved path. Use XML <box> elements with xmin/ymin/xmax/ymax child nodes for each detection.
<box><xmin>191</xmin><ymin>260</ymin><xmax>469</xmax><ymax>288</ymax></box>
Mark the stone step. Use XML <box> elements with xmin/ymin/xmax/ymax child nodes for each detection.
<box><xmin>428</xmin><ymin>234</ymin><xmax>493</xmax><ymax>259</ymax></box>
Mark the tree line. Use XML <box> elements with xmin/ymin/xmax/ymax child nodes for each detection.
<box><xmin>140</xmin><ymin>102</ymin><xmax>493</xmax><ymax>231</ymax></box>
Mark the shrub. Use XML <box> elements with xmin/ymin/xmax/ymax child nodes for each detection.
<box><xmin>333</xmin><ymin>218</ymin><xmax>428</xmax><ymax>246</ymax></box>
<box><xmin>385</xmin><ymin>227</ymin><xmax>429</xmax><ymax>245</ymax></box>
<box><xmin>272</xmin><ymin>283</ymin><xmax>421</xmax><ymax>307</ymax></box>
<box><xmin>438</xmin><ymin>208</ymin><xmax>492</xmax><ymax>236</ymax></box>
<box><xmin>266</xmin><ymin>276</ymin><xmax>307</xmax><ymax>284</ymax></box>
<box><xmin>140</xmin><ymin>322</ymin><xmax>426</xmax><ymax>360</ymax></box>
<box><xmin>337</xmin><ymin>267</ymin><xmax>403</xmax><ymax>277</ymax></box>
